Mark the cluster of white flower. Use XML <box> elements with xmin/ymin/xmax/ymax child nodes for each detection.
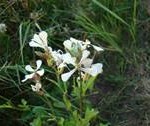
<box><xmin>22</xmin><ymin>31</ymin><xmax>103</xmax><ymax>92</ymax></box>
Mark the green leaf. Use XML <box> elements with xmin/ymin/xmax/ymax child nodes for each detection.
<box><xmin>82</xmin><ymin>76</ymin><xmax>96</xmax><ymax>95</ymax></box>
<box><xmin>58</xmin><ymin>117</ymin><xmax>64</xmax><ymax>126</ymax></box>
<box><xmin>30</xmin><ymin>117</ymin><xmax>42</xmax><ymax>126</ymax></box>
<box><xmin>84</xmin><ymin>108</ymin><xmax>98</xmax><ymax>122</ymax></box>
<box><xmin>32</xmin><ymin>106</ymin><xmax>47</xmax><ymax>118</ymax></box>
<box><xmin>0</xmin><ymin>103</ymin><xmax>12</xmax><ymax>109</ymax></box>
<box><xmin>53</xmin><ymin>101</ymin><xmax>66</xmax><ymax>109</ymax></box>
<box><xmin>63</xmin><ymin>93</ymin><xmax>72</xmax><ymax>111</ymax></box>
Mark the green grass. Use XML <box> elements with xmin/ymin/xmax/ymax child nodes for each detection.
<box><xmin>0</xmin><ymin>0</ymin><xmax>150</xmax><ymax>126</ymax></box>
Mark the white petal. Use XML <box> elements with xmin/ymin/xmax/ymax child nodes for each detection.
<box><xmin>31</xmin><ymin>85</ymin><xmax>37</xmax><ymax>92</ymax></box>
<box><xmin>26</xmin><ymin>73</ymin><xmax>35</xmax><ymax>79</ymax></box>
<box><xmin>70</xmin><ymin>38</ymin><xmax>86</xmax><ymax>50</ymax></box>
<box><xmin>91</xmin><ymin>63</ymin><xmax>103</xmax><ymax>75</ymax></box>
<box><xmin>80</xmin><ymin>50</ymin><xmax>90</xmax><ymax>63</ymax></box>
<box><xmin>51</xmin><ymin>51</ymin><xmax>58</xmax><ymax>60</ymax></box>
<box><xmin>85</xmin><ymin>39</ymin><xmax>91</xmax><ymax>45</ymax></box>
<box><xmin>25</xmin><ymin>65</ymin><xmax>35</xmax><ymax>72</ymax></box>
<box><xmin>92</xmin><ymin>45</ymin><xmax>104</xmax><ymax>51</ymax></box>
<box><xmin>36</xmin><ymin>82</ymin><xmax>42</xmax><ymax>89</ymax></box>
<box><xmin>81</xmin><ymin>58</ymin><xmax>93</xmax><ymax>68</ymax></box>
<box><xmin>81</xmin><ymin>45</ymin><xmax>87</xmax><ymax>50</ymax></box>
<box><xmin>30</xmin><ymin>31</ymin><xmax>48</xmax><ymax>49</ymax></box>
<box><xmin>29</xmin><ymin>41</ymin><xmax>43</xmax><ymax>48</ymax></box>
<box><xmin>39</xmin><ymin>31</ymin><xmax>48</xmax><ymax>46</ymax></box>
<box><xmin>21</xmin><ymin>77</ymin><xmax>28</xmax><ymax>82</ymax></box>
<box><xmin>63</xmin><ymin>40</ymin><xmax>72</xmax><ymax>50</ymax></box>
<box><xmin>58</xmin><ymin>63</ymin><xmax>66</xmax><ymax>68</ymax></box>
<box><xmin>70</xmin><ymin>37</ymin><xmax>83</xmax><ymax>45</ymax></box>
<box><xmin>51</xmin><ymin>51</ymin><xmax>63</xmax><ymax>66</ymax></box>
<box><xmin>21</xmin><ymin>73</ymin><xmax>35</xmax><ymax>82</ymax></box>
<box><xmin>61</xmin><ymin>68</ymin><xmax>76</xmax><ymax>82</ymax></box>
<box><xmin>36</xmin><ymin>60</ymin><xmax>42</xmax><ymax>70</ymax></box>
<box><xmin>62</xmin><ymin>53</ymin><xmax>76</xmax><ymax>66</ymax></box>
<box><xmin>70</xmin><ymin>37</ymin><xmax>78</xmax><ymax>42</ymax></box>
<box><xmin>70</xmin><ymin>37</ymin><xmax>83</xmax><ymax>48</ymax></box>
<box><xmin>81</xmin><ymin>63</ymin><xmax>103</xmax><ymax>76</ymax></box>
<box><xmin>48</xmin><ymin>46</ymin><xmax>52</xmax><ymax>53</ymax></box>
<box><xmin>32</xmin><ymin>34</ymin><xmax>43</xmax><ymax>45</ymax></box>
<box><xmin>36</xmin><ymin>69</ymin><xmax>44</xmax><ymax>76</ymax></box>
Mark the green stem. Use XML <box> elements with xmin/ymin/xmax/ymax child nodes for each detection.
<box><xmin>79</xmin><ymin>71</ymin><xmax>83</xmax><ymax>116</ymax></box>
<box><xmin>56</xmin><ymin>68</ymin><xmax>66</xmax><ymax>93</ymax></box>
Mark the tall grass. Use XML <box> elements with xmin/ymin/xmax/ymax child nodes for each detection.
<box><xmin>74</xmin><ymin>0</ymin><xmax>137</xmax><ymax>55</ymax></box>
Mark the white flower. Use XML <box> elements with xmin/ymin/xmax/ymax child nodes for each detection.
<box><xmin>61</xmin><ymin>50</ymin><xmax>90</xmax><ymax>82</ymax></box>
<box><xmin>31</xmin><ymin>82</ymin><xmax>42</xmax><ymax>92</ymax></box>
<box><xmin>0</xmin><ymin>23</ymin><xmax>7</xmax><ymax>33</ymax></box>
<box><xmin>29</xmin><ymin>31</ymin><xmax>50</xmax><ymax>51</ymax></box>
<box><xmin>63</xmin><ymin>37</ymin><xmax>103</xmax><ymax>53</ymax></box>
<box><xmin>51</xmin><ymin>50</ymin><xmax>76</xmax><ymax>69</ymax></box>
<box><xmin>61</xmin><ymin>50</ymin><xmax>103</xmax><ymax>82</ymax></box>
<box><xmin>22</xmin><ymin>60</ymin><xmax>44</xmax><ymax>82</ymax></box>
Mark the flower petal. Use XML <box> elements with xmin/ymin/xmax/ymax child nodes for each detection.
<box><xmin>63</xmin><ymin>40</ymin><xmax>72</xmax><ymax>50</ymax></box>
<box><xmin>39</xmin><ymin>31</ymin><xmax>48</xmax><ymax>47</ymax></box>
<box><xmin>70</xmin><ymin>37</ymin><xmax>83</xmax><ymax>49</ymax></box>
<box><xmin>81</xmin><ymin>58</ymin><xmax>93</xmax><ymax>68</ymax></box>
<box><xmin>25</xmin><ymin>65</ymin><xmax>35</xmax><ymax>72</ymax></box>
<box><xmin>61</xmin><ymin>68</ymin><xmax>76</xmax><ymax>82</ymax></box>
<box><xmin>48</xmin><ymin>46</ymin><xmax>53</xmax><ymax>53</ymax></box>
<box><xmin>21</xmin><ymin>73</ymin><xmax>35</xmax><ymax>82</ymax></box>
<box><xmin>29</xmin><ymin>31</ymin><xmax>48</xmax><ymax>49</ymax></box>
<box><xmin>80</xmin><ymin>50</ymin><xmax>90</xmax><ymax>63</ymax></box>
<box><xmin>58</xmin><ymin>63</ymin><xmax>66</xmax><ymax>69</ymax></box>
<box><xmin>32</xmin><ymin>34</ymin><xmax>43</xmax><ymax>45</ymax></box>
<box><xmin>62</xmin><ymin>53</ymin><xmax>76</xmax><ymax>66</ymax></box>
<box><xmin>29</xmin><ymin>41</ymin><xmax>43</xmax><ymax>48</ymax></box>
<box><xmin>70</xmin><ymin>37</ymin><xmax>83</xmax><ymax>45</ymax></box>
<box><xmin>31</xmin><ymin>85</ymin><xmax>37</xmax><ymax>92</ymax></box>
<box><xmin>85</xmin><ymin>39</ymin><xmax>91</xmax><ymax>45</ymax></box>
<box><xmin>92</xmin><ymin>45</ymin><xmax>104</xmax><ymax>51</ymax></box>
<box><xmin>81</xmin><ymin>63</ymin><xmax>103</xmax><ymax>76</ymax></box>
<box><xmin>52</xmin><ymin>51</ymin><xmax>63</xmax><ymax>66</ymax></box>
<box><xmin>36</xmin><ymin>60</ymin><xmax>42</xmax><ymax>70</ymax></box>
<box><xmin>36</xmin><ymin>69</ymin><xmax>44</xmax><ymax>76</ymax></box>
<box><xmin>21</xmin><ymin>77</ymin><xmax>28</xmax><ymax>82</ymax></box>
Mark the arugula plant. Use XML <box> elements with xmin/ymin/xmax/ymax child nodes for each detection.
<box><xmin>21</xmin><ymin>31</ymin><xmax>104</xmax><ymax>126</ymax></box>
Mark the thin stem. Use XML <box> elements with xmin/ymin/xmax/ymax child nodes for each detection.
<box><xmin>79</xmin><ymin>71</ymin><xmax>83</xmax><ymax>116</ymax></box>
<box><xmin>56</xmin><ymin>69</ymin><xmax>67</xmax><ymax>92</ymax></box>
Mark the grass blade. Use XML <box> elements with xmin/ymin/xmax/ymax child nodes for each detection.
<box><xmin>92</xmin><ymin>0</ymin><xmax>130</xmax><ymax>27</ymax></box>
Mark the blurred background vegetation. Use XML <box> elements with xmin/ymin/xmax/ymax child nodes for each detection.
<box><xmin>0</xmin><ymin>0</ymin><xmax>150</xmax><ymax>126</ymax></box>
